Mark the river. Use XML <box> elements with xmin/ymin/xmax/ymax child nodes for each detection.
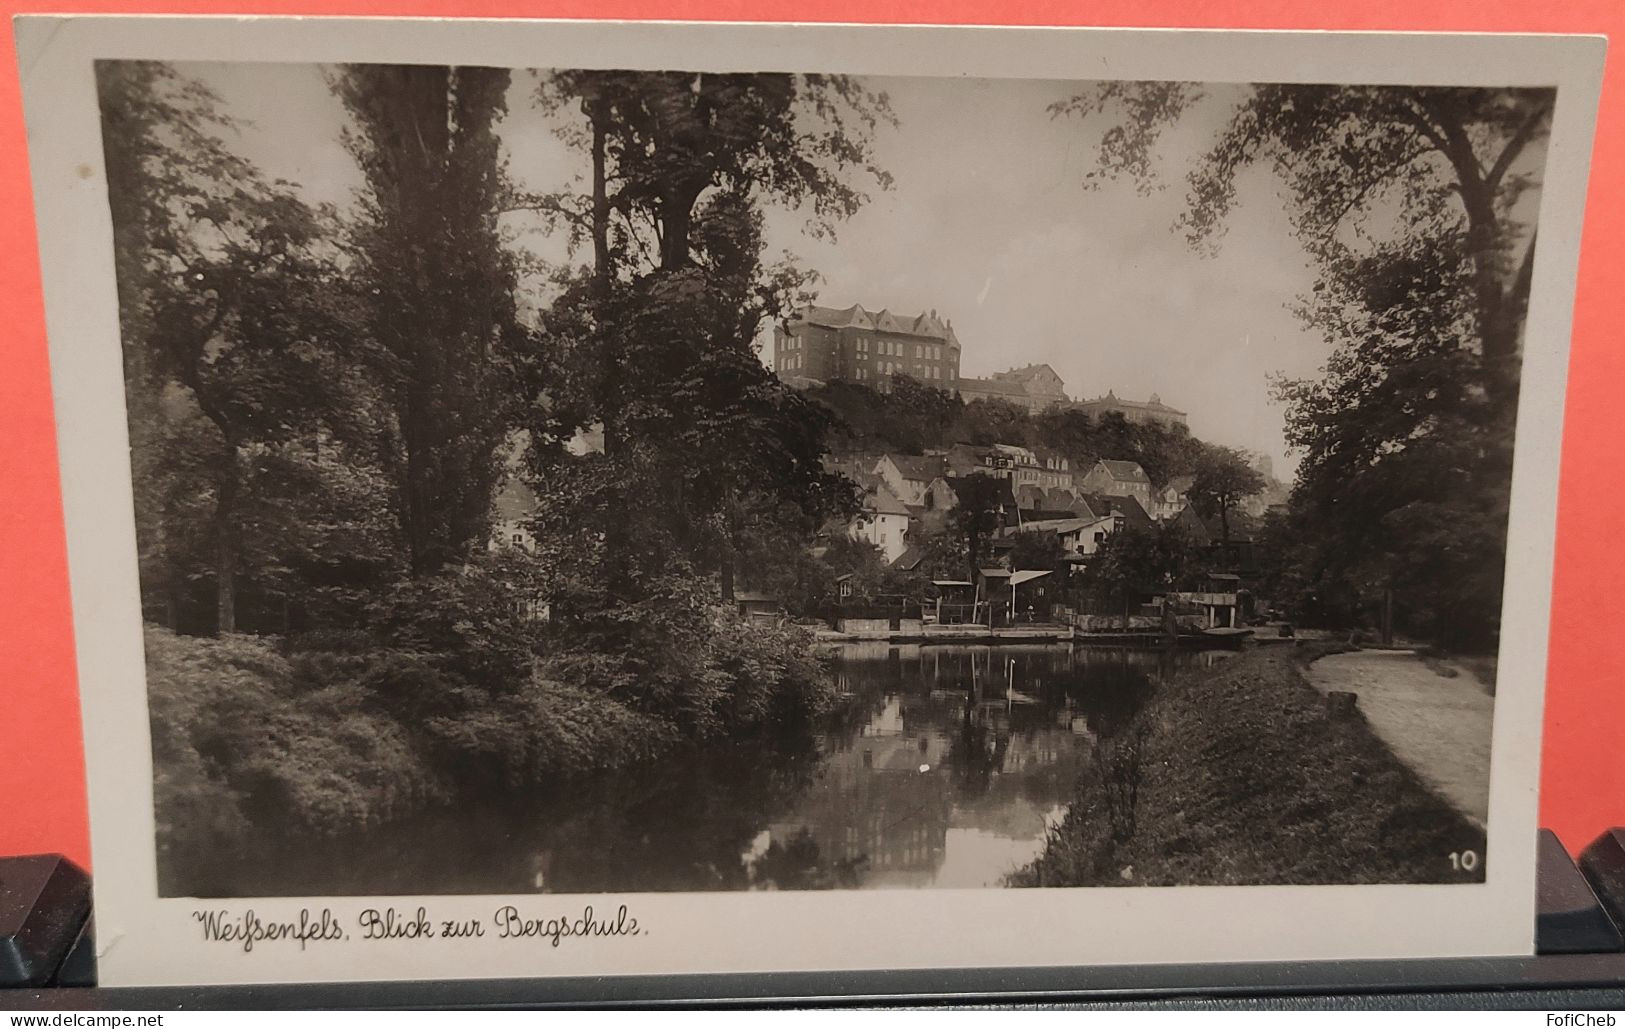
<box><xmin>165</xmin><ymin>643</ymin><xmax>1225</xmax><ymax>897</ymax></box>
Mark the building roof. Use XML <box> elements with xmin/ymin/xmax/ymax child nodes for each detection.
<box><xmin>1076</xmin><ymin>390</ymin><xmax>1188</xmax><ymax>418</ymax></box>
<box><xmin>994</xmin><ymin>364</ymin><xmax>1062</xmax><ymax>384</ymax></box>
<box><xmin>795</xmin><ymin>303</ymin><xmax>960</xmax><ymax>344</ymax></box>
<box><xmin>958</xmin><ymin>377</ymin><xmax>1030</xmax><ymax>399</ymax></box>
<box><xmin>1083</xmin><ymin>492</ymin><xmax>1155</xmax><ymax>530</ymax></box>
<box><xmin>1012</xmin><ymin>517</ymin><xmax>1096</xmax><ymax>535</ymax></box>
<box><xmin>862</xmin><ymin>481</ymin><xmax>910</xmax><ymax>517</ymax></box>
<box><xmin>1162</xmin><ymin>474</ymin><xmax>1196</xmax><ymax>495</ymax></box>
<box><xmin>881</xmin><ymin>453</ymin><xmax>948</xmax><ymax>481</ymax></box>
<box><xmin>1009</xmin><ymin>570</ymin><xmax>1053</xmax><ymax>586</ymax></box>
<box><xmin>1095</xmin><ymin>460</ymin><xmax>1151</xmax><ymax>484</ymax></box>
<box><xmin>891</xmin><ymin>544</ymin><xmax>926</xmax><ymax>570</ymax></box>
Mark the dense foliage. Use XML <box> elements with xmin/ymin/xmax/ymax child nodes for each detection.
<box><xmin>1058</xmin><ymin>82</ymin><xmax>1548</xmax><ymax>649</ymax></box>
<box><xmin>104</xmin><ymin>63</ymin><xmax>884</xmax><ymax>861</ymax></box>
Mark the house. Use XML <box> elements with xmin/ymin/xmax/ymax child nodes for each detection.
<box><xmin>956</xmin><ymin>375</ymin><xmax>1033</xmax><ymax>409</ymax></box>
<box><xmin>994</xmin><ymin>444</ymin><xmax>1043</xmax><ymax>491</ymax></box>
<box><xmin>1044</xmin><ymin>486</ymin><xmax>1078</xmax><ymax>511</ymax></box>
<box><xmin>490</xmin><ymin>475</ymin><xmax>538</xmax><ymax>552</ymax></box>
<box><xmin>822</xmin><ymin>450</ymin><xmax>885</xmax><ymax>480</ymax></box>
<box><xmin>942</xmin><ymin>442</ymin><xmax>1016</xmax><ymax>480</ymax></box>
<box><xmin>849</xmin><ymin>477</ymin><xmax>912</xmax><ymax>564</ymax></box>
<box><xmin>991</xmin><ymin>364</ymin><xmax>1070</xmax><ymax>412</ymax></box>
<box><xmin>1016</xmin><ymin>484</ymin><xmax>1049</xmax><ymax>510</ymax></box>
<box><xmin>891</xmin><ymin>542</ymin><xmax>929</xmax><ymax>572</ymax></box>
<box><xmin>874</xmin><ymin>453</ymin><xmax>949</xmax><ymax>506</ymax></box>
<box><xmin>976</xmin><ymin>567</ymin><xmax>1056</xmax><ymax>625</ymax></box>
<box><xmin>920</xmin><ymin>476</ymin><xmax>959</xmax><ymax>513</ymax></box>
<box><xmin>1151</xmin><ymin>474</ymin><xmax>1195</xmax><ymax>522</ymax></box>
<box><xmin>1071</xmin><ymin>390</ymin><xmax>1188</xmax><ymax>428</ymax></box>
<box><xmin>1081</xmin><ymin>491</ymin><xmax>1155</xmax><ymax>532</ymax></box>
<box><xmin>1080</xmin><ymin>459</ymin><xmax>1153</xmax><ymax>507</ymax></box>
<box><xmin>1031</xmin><ymin>448</ymin><xmax>1075</xmax><ymax>492</ymax></box>
<box><xmin>1168</xmin><ymin>572</ymin><xmax>1251</xmax><ymax>628</ymax></box>
<box><xmin>1005</xmin><ymin>514</ymin><xmax>1118</xmax><ymax>560</ymax></box>
<box><xmin>774</xmin><ymin>303</ymin><xmax>962</xmax><ymax>387</ymax></box>
<box><xmin>1169</xmin><ymin>504</ymin><xmax>1212</xmax><ymax>543</ymax></box>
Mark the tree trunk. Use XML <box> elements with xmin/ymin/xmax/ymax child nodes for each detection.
<box><xmin>590</xmin><ymin>99</ymin><xmax>611</xmax><ymax>290</ymax></box>
<box><xmin>658</xmin><ymin>180</ymin><xmax>705</xmax><ymax>272</ymax></box>
<box><xmin>214</xmin><ymin>444</ymin><xmax>239</xmax><ymax>635</ymax></box>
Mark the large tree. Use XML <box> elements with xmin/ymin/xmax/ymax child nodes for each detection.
<box><xmin>1054</xmin><ymin>83</ymin><xmax>1549</xmax><ymax>398</ymax></box>
<box><xmin>99</xmin><ymin>62</ymin><xmax>352</xmax><ymax>633</ymax></box>
<box><xmin>1056</xmin><ymin>83</ymin><xmax>1549</xmax><ymax>647</ymax></box>
<box><xmin>334</xmin><ymin>64</ymin><xmax>532</xmax><ymax>578</ymax></box>
<box><xmin>522</xmin><ymin>70</ymin><xmax>892</xmax><ymax>602</ymax></box>
<box><xmin>1188</xmin><ymin>445</ymin><xmax>1267</xmax><ymax>542</ymax></box>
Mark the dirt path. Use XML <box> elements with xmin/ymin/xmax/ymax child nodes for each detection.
<box><xmin>1306</xmin><ymin>650</ymin><xmax>1493</xmax><ymax>828</ymax></box>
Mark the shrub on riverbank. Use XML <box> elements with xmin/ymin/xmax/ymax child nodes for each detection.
<box><xmin>146</xmin><ymin>584</ymin><xmax>835</xmax><ymax>863</ymax></box>
<box><xmin>1011</xmin><ymin>644</ymin><xmax>1487</xmax><ymax>887</ymax></box>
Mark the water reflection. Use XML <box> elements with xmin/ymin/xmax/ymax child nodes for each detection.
<box><xmin>165</xmin><ymin>644</ymin><xmax>1222</xmax><ymax>897</ymax></box>
<box><xmin>736</xmin><ymin>643</ymin><xmax>1206</xmax><ymax>890</ymax></box>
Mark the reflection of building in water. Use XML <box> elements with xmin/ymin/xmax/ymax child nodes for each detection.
<box><xmin>765</xmin><ymin>642</ymin><xmax>1195</xmax><ymax>889</ymax></box>
<box><xmin>760</xmin><ymin>733</ymin><xmax>953</xmax><ymax>888</ymax></box>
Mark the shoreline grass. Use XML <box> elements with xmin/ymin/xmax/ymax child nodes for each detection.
<box><xmin>1010</xmin><ymin>643</ymin><xmax>1488</xmax><ymax>887</ymax></box>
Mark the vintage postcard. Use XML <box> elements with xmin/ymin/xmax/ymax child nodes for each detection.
<box><xmin>17</xmin><ymin>16</ymin><xmax>1603</xmax><ymax>988</ymax></box>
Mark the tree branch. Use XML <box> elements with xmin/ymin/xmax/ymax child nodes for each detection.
<box><xmin>1485</xmin><ymin>103</ymin><xmax>1551</xmax><ymax>194</ymax></box>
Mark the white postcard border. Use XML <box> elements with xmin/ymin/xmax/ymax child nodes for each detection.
<box><xmin>16</xmin><ymin>15</ymin><xmax>1606</xmax><ymax>987</ymax></box>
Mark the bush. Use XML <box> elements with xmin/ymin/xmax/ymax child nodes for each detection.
<box><xmin>144</xmin><ymin>627</ymin><xmax>448</xmax><ymax>854</ymax></box>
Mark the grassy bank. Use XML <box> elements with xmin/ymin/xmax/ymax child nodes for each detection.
<box><xmin>146</xmin><ymin>614</ymin><xmax>836</xmax><ymax>875</ymax></box>
<box><xmin>1010</xmin><ymin>644</ymin><xmax>1488</xmax><ymax>887</ymax></box>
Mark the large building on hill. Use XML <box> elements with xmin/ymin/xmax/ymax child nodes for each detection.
<box><xmin>773</xmin><ymin>303</ymin><xmax>961</xmax><ymax>387</ymax></box>
<box><xmin>1071</xmin><ymin>389</ymin><xmax>1188</xmax><ymax>429</ymax></box>
<box><xmin>958</xmin><ymin>363</ymin><xmax>1069</xmax><ymax>414</ymax></box>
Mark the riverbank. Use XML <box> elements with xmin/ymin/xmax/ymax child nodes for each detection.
<box><xmin>1010</xmin><ymin>644</ymin><xmax>1488</xmax><ymax>887</ymax></box>
<box><xmin>146</xmin><ymin>612</ymin><xmax>838</xmax><ymax>893</ymax></box>
<box><xmin>1306</xmin><ymin>649</ymin><xmax>1492</xmax><ymax>828</ymax></box>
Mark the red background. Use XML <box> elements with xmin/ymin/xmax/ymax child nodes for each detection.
<box><xmin>0</xmin><ymin>0</ymin><xmax>1618</xmax><ymax>872</ymax></box>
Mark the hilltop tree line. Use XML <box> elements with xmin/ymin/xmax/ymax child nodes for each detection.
<box><xmin>809</xmin><ymin>375</ymin><xmax>1268</xmax><ymax>511</ymax></box>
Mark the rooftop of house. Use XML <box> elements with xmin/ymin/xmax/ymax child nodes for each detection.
<box><xmin>957</xmin><ymin>376</ymin><xmax>1031</xmax><ymax>398</ymax></box>
<box><xmin>1083</xmin><ymin>491</ymin><xmax>1155</xmax><ymax>529</ymax></box>
<box><xmin>891</xmin><ymin>544</ymin><xmax>927</xmax><ymax>570</ymax></box>
<box><xmin>881</xmin><ymin>453</ymin><xmax>948</xmax><ymax>481</ymax></box>
<box><xmin>492</xmin><ymin>477</ymin><xmax>537</xmax><ymax>522</ymax></box>
<box><xmin>1094</xmin><ymin>459</ymin><xmax>1152</xmax><ymax>484</ymax></box>
<box><xmin>1077</xmin><ymin>390</ymin><xmax>1188</xmax><ymax>417</ymax></box>
<box><xmin>794</xmin><ymin>303</ymin><xmax>961</xmax><ymax>343</ymax></box>
<box><xmin>992</xmin><ymin>364</ymin><xmax>1065</xmax><ymax>390</ymax></box>
<box><xmin>1008</xmin><ymin>516</ymin><xmax>1108</xmax><ymax>536</ymax></box>
<box><xmin>862</xmin><ymin>482</ymin><xmax>911</xmax><ymax>517</ymax></box>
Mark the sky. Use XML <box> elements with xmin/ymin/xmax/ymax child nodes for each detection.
<box><xmin>179</xmin><ymin>63</ymin><xmax>1383</xmax><ymax>477</ymax></box>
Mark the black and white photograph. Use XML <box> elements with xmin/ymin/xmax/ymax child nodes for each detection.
<box><xmin>20</xmin><ymin>17</ymin><xmax>1604</xmax><ymax>984</ymax></box>
<box><xmin>101</xmin><ymin>53</ymin><xmax>1550</xmax><ymax>898</ymax></box>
